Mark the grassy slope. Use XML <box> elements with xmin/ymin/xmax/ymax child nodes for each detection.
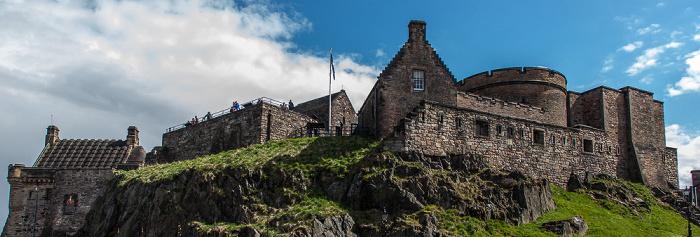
<box><xmin>115</xmin><ymin>136</ymin><xmax>699</xmax><ymax>236</ymax></box>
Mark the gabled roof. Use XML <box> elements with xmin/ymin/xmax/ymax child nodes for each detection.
<box><xmin>34</xmin><ymin>139</ymin><xmax>137</xmax><ymax>169</ymax></box>
<box><xmin>293</xmin><ymin>90</ymin><xmax>349</xmax><ymax>115</ymax></box>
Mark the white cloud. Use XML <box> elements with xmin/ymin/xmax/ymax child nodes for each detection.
<box><xmin>657</xmin><ymin>2</ymin><xmax>665</xmax><ymax>7</ymax></box>
<box><xmin>666</xmin><ymin>124</ymin><xmax>700</xmax><ymax>187</ymax></box>
<box><xmin>640</xmin><ymin>76</ymin><xmax>653</xmax><ymax>84</ymax></box>
<box><xmin>626</xmin><ymin>42</ymin><xmax>682</xmax><ymax>76</ymax></box>
<box><xmin>668</xmin><ymin>50</ymin><xmax>700</xmax><ymax>96</ymax></box>
<box><xmin>637</xmin><ymin>23</ymin><xmax>661</xmax><ymax>35</ymax></box>
<box><xmin>619</xmin><ymin>41</ymin><xmax>643</xmax><ymax>52</ymax></box>
<box><xmin>694</xmin><ymin>34</ymin><xmax>700</xmax><ymax>41</ymax></box>
<box><xmin>0</xmin><ymin>0</ymin><xmax>379</xmax><ymax>223</ymax></box>
<box><xmin>376</xmin><ymin>49</ymin><xmax>385</xmax><ymax>57</ymax></box>
<box><xmin>601</xmin><ymin>56</ymin><xmax>614</xmax><ymax>72</ymax></box>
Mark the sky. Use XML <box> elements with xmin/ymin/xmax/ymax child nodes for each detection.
<box><xmin>1</xmin><ymin>0</ymin><xmax>700</xmax><ymax>226</ymax></box>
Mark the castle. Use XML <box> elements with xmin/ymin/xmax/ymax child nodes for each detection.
<box><xmin>3</xmin><ymin>20</ymin><xmax>678</xmax><ymax>236</ymax></box>
<box><xmin>356</xmin><ymin>20</ymin><xmax>677</xmax><ymax>189</ymax></box>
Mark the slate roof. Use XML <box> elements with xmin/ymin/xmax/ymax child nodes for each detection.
<box><xmin>33</xmin><ymin>139</ymin><xmax>138</xmax><ymax>169</ymax></box>
<box><xmin>293</xmin><ymin>90</ymin><xmax>345</xmax><ymax>116</ymax></box>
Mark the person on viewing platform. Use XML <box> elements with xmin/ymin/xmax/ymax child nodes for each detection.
<box><xmin>205</xmin><ymin>112</ymin><xmax>212</xmax><ymax>121</ymax></box>
<box><xmin>289</xmin><ymin>100</ymin><xmax>294</xmax><ymax>110</ymax></box>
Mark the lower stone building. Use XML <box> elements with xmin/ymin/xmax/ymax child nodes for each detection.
<box><xmin>154</xmin><ymin>90</ymin><xmax>357</xmax><ymax>163</ymax></box>
<box><xmin>2</xmin><ymin>126</ymin><xmax>145</xmax><ymax>237</ymax></box>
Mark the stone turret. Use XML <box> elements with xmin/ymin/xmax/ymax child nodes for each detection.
<box><xmin>45</xmin><ymin>125</ymin><xmax>59</xmax><ymax>146</ymax></box>
<box><xmin>126</xmin><ymin>126</ymin><xmax>139</xmax><ymax>146</ymax></box>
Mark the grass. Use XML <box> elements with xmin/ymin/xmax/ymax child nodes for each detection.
<box><xmin>115</xmin><ymin>135</ymin><xmax>379</xmax><ymax>186</ymax></box>
<box><xmin>113</xmin><ymin>135</ymin><xmax>699</xmax><ymax>236</ymax></box>
<box><xmin>402</xmin><ymin>185</ymin><xmax>699</xmax><ymax>237</ymax></box>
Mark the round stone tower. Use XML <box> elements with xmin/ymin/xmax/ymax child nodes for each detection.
<box><xmin>457</xmin><ymin>67</ymin><xmax>568</xmax><ymax>126</ymax></box>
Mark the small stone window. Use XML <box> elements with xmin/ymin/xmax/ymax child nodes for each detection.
<box><xmin>572</xmin><ymin>138</ymin><xmax>577</xmax><ymax>147</ymax></box>
<box><xmin>562</xmin><ymin>136</ymin><xmax>567</xmax><ymax>146</ymax></box>
<box><xmin>551</xmin><ymin>135</ymin><xmax>557</xmax><ymax>146</ymax></box>
<box><xmin>438</xmin><ymin>112</ymin><xmax>444</xmax><ymax>124</ymax></box>
<box><xmin>533</xmin><ymin>129</ymin><xmax>545</xmax><ymax>145</ymax></box>
<box><xmin>507</xmin><ymin>127</ymin><xmax>515</xmax><ymax>138</ymax></box>
<box><xmin>583</xmin><ymin>139</ymin><xmax>593</xmax><ymax>153</ymax></box>
<box><xmin>413</xmin><ymin>70</ymin><xmax>424</xmax><ymax>91</ymax></box>
<box><xmin>496</xmin><ymin>124</ymin><xmax>503</xmax><ymax>136</ymax></box>
<box><xmin>456</xmin><ymin>117</ymin><xmax>464</xmax><ymax>130</ymax></box>
<box><xmin>519</xmin><ymin>129</ymin><xmax>525</xmax><ymax>139</ymax></box>
<box><xmin>475</xmin><ymin>120</ymin><xmax>489</xmax><ymax>137</ymax></box>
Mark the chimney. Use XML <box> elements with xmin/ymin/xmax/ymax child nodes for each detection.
<box><xmin>126</xmin><ymin>126</ymin><xmax>139</xmax><ymax>146</ymax></box>
<box><xmin>45</xmin><ymin>125</ymin><xmax>59</xmax><ymax>146</ymax></box>
<box><xmin>408</xmin><ymin>20</ymin><xmax>427</xmax><ymax>42</ymax></box>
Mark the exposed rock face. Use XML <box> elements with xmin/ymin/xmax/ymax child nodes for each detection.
<box><xmin>541</xmin><ymin>215</ymin><xmax>588</xmax><ymax>237</ymax></box>
<box><xmin>653</xmin><ymin>187</ymin><xmax>700</xmax><ymax>226</ymax></box>
<box><xmin>76</xmin><ymin>151</ymin><xmax>555</xmax><ymax>236</ymax></box>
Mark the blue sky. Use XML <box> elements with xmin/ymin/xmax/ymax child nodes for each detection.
<box><xmin>1</xmin><ymin>0</ymin><xmax>699</xmax><ymax>226</ymax></box>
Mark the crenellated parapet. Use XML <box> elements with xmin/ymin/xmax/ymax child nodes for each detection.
<box><xmin>458</xmin><ymin>67</ymin><xmax>567</xmax><ymax>92</ymax></box>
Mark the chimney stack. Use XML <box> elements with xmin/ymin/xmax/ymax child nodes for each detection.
<box><xmin>408</xmin><ymin>20</ymin><xmax>427</xmax><ymax>42</ymax></box>
<box><xmin>45</xmin><ymin>125</ymin><xmax>59</xmax><ymax>146</ymax></box>
<box><xmin>126</xmin><ymin>126</ymin><xmax>139</xmax><ymax>146</ymax></box>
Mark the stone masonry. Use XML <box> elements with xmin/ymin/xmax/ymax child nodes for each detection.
<box><xmin>359</xmin><ymin>20</ymin><xmax>678</xmax><ymax>189</ymax></box>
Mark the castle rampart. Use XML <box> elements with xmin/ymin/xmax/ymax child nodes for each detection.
<box><xmin>457</xmin><ymin>92</ymin><xmax>550</xmax><ymax>125</ymax></box>
<box><xmin>458</xmin><ymin>67</ymin><xmax>568</xmax><ymax>127</ymax></box>
<box><xmin>161</xmin><ymin>101</ymin><xmax>314</xmax><ymax>162</ymax></box>
<box><xmin>393</xmin><ymin>101</ymin><xmax>620</xmax><ymax>187</ymax></box>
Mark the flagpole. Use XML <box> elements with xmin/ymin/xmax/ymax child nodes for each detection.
<box><xmin>328</xmin><ymin>48</ymin><xmax>333</xmax><ymax>136</ymax></box>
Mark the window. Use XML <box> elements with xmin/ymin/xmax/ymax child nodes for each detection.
<box><xmin>456</xmin><ymin>117</ymin><xmax>464</xmax><ymax>130</ymax></box>
<box><xmin>551</xmin><ymin>135</ymin><xmax>556</xmax><ymax>146</ymax></box>
<box><xmin>413</xmin><ymin>70</ymin><xmax>424</xmax><ymax>91</ymax></box>
<box><xmin>533</xmin><ymin>129</ymin><xmax>545</xmax><ymax>145</ymax></box>
<box><xmin>583</xmin><ymin>139</ymin><xmax>593</xmax><ymax>153</ymax></box>
<box><xmin>519</xmin><ymin>129</ymin><xmax>525</xmax><ymax>139</ymax></box>
<box><xmin>507</xmin><ymin>127</ymin><xmax>515</xmax><ymax>138</ymax></box>
<box><xmin>496</xmin><ymin>124</ymin><xmax>503</xmax><ymax>136</ymax></box>
<box><xmin>475</xmin><ymin>120</ymin><xmax>489</xmax><ymax>137</ymax></box>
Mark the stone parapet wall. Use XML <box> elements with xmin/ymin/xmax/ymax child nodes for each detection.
<box><xmin>162</xmin><ymin>102</ymin><xmax>315</xmax><ymax>162</ymax></box>
<box><xmin>458</xmin><ymin>67</ymin><xmax>567</xmax><ymax>91</ymax></box>
<box><xmin>457</xmin><ymin>92</ymin><xmax>549</xmax><ymax>124</ymax></box>
<box><xmin>162</xmin><ymin>103</ymin><xmax>264</xmax><ymax>162</ymax></box>
<box><xmin>458</xmin><ymin>67</ymin><xmax>568</xmax><ymax>126</ymax></box>
<box><xmin>260</xmin><ymin>103</ymin><xmax>316</xmax><ymax>141</ymax></box>
<box><xmin>394</xmin><ymin>101</ymin><xmax>620</xmax><ymax>187</ymax></box>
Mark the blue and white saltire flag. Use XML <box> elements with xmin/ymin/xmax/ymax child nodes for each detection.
<box><xmin>330</xmin><ymin>49</ymin><xmax>335</xmax><ymax>80</ymax></box>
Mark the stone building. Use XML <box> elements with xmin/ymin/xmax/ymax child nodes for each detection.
<box><xmin>2</xmin><ymin>126</ymin><xmax>145</xmax><ymax>237</ymax></box>
<box><xmin>358</xmin><ymin>20</ymin><xmax>678</xmax><ymax>189</ymax></box>
<box><xmin>156</xmin><ymin>90</ymin><xmax>357</xmax><ymax>163</ymax></box>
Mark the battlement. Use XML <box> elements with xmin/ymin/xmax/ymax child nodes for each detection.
<box><xmin>459</xmin><ymin>67</ymin><xmax>567</xmax><ymax>92</ymax></box>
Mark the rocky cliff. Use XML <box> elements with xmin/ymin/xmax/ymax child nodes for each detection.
<box><xmin>74</xmin><ymin>136</ymin><xmax>556</xmax><ymax>236</ymax></box>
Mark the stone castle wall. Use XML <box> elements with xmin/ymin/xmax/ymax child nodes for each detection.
<box><xmin>626</xmin><ymin>87</ymin><xmax>669</xmax><ymax>188</ymax></box>
<box><xmin>162</xmin><ymin>102</ymin><xmax>314</xmax><ymax>162</ymax></box>
<box><xmin>2</xmin><ymin>167</ymin><xmax>112</xmax><ymax>237</ymax></box>
<box><xmin>260</xmin><ymin>103</ymin><xmax>317</xmax><ymax>141</ymax></box>
<box><xmin>664</xmin><ymin>147</ymin><xmax>678</xmax><ymax>188</ymax></box>
<box><xmin>457</xmin><ymin>67</ymin><xmax>568</xmax><ymax>127</ymax></box>
<box><xmin>393</xmin><ymin>101</ymin><xmax>621</xmax><ymax>187</ymax></box>
<box><xmin>456</xmin><ymin>92</ymin><xmax>548</xmax><ymax>124</ymax></box>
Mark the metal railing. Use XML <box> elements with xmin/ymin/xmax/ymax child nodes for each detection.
<box><xmin>165</xmin><ymin>96</ymin><xmax>287</xmax><ymax>133</ymax></box>
<box><xmin>286</xmin><ymin>125</ymin><xmax>370</xmax><ymax>139</ymax></box>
